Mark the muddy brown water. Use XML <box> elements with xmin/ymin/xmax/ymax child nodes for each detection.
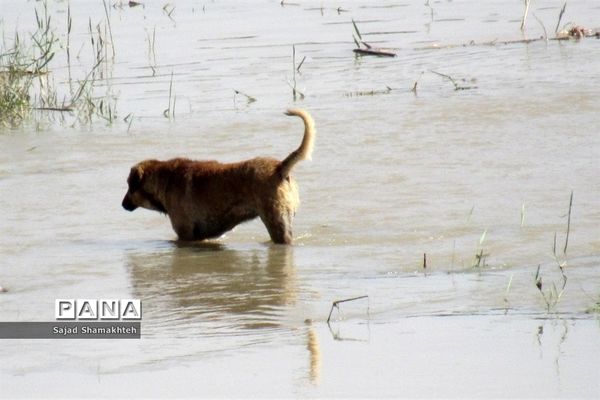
<box><xmin>1</xmin><ymin>0</ymin><xmax>599</xmax><ymax>397</ymax></box>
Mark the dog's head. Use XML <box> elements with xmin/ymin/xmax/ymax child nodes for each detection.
<box><xmin>122</xmin><ymin>161</ymin><xmax>167</xmax><ymax>214</ymax></box>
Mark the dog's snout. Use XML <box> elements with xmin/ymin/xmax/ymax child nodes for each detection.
<box><xmin>122</xmin><ymin>193</ymin><xmax>137</xmax><ymax>211</ymax></box>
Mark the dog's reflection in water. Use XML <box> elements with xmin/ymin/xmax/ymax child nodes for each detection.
<box><xmin>126</xmin><ymin>242</ymin><xmax>297</xmax><ymax>331</ymax></box>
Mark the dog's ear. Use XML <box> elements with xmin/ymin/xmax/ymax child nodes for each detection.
<box><xmin>128</xmin><ymin>165</ymin><xmax>144</xmax><ymax>191</ymax></box>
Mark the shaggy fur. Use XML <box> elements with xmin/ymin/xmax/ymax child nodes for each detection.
<box><xmin>122</xmin><ymin>109</ymin><xmax>315</xmax><ymax>244</ymax></box>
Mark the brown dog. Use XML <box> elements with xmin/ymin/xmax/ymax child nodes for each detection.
<box><xmin>122</xmin><ymin>109</ymin><xmax>315</xmax><ymax>244</ymax></box>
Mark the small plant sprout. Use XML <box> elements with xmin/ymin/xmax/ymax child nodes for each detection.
<box><xmin>534</xmin><ymin>191</ymin><xmax>573</xmax><ymax>312</ymax></box>
<box><xmin>163</xmin><ymin>70</ymin><xmax>176</xmax><ymax>119</ymax></box>
<box><xmin>504</xmin><ymin>273</ymin><xmax>514</xmax><ymax>310</ymax></box>
<box><xmin>411</xmin><ymin>71</ymin><xmax>425</xmax><ymax>95</ymax></box>
<box><xmin>289</xmin><ymin>45</ymin><xmax>305</xmax><ymax>100</ymax></box>
<box><xmin>473</xmin><ymin>229</ymin><xmax>489</xmax><ymax>268</ymax></box>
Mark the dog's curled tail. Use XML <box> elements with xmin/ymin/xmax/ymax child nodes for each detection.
<box><xmin>279</xmin><ymin>108</ymin><xmax>315</xmax><ymax>179</ymax></box>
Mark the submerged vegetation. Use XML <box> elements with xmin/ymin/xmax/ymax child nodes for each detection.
<box><xmin>0</xmin><ymin>1</ymin><xmax>117</xmax><ymax>128</ymax></box>
<box><xmin>0</xmin><ymin>3</ymin><xmax>57</xmax><ymax>127</ymax></box>
<box><xmin>0</xmin><ymin>55</ymin><xmax>34</xmax><ymax>127</ymax></box>
<box><xmin>416</xmin><ymin>191</ymin><xmax>592</xmax><ymax>316</ymax></box>
<box><xmin>2</xmin><ymin>1</ymin><xmax>597</xmax><ymax>129</ymax></box>
<box><xmin>585</xmin><ymin>297</ymin><xmax>600</xmax><ymax>314</ymax></box>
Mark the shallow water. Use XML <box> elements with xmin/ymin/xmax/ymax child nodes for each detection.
<box><xmin>1</xmin><ymin>0</ymin><xmax>599</xmax><ymax>398</ymax></box>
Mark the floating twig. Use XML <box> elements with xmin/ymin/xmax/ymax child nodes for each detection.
<box><xmin>352</xmin><ymin>19</ymin><xmax>397</xmax><ymax>57</ymax></box>
<box><xmin>429</xmin><ymin>70</ymin><xmax>477</xmax><ymax>91</ymax></box>
<box><xmin>419</xmin><ymin>27</ymin><xmax>599</xmax><ymax>51</ymax></box>
<box><xmin>296</xmin><ymin>55</ymin><xmax>306</xmax><ymax>73</ymax></box>
<box><xmin>353</xmin><ymin>47</ymin><xmax>397</xmax><ymax>57</ymax></box>
<box><xmin>124</xmin><ymin>113</ymin><xmax>134</xmax><ymax>132</ymax></box>
<box><xmin>233</xmin><ymin>89</ymin><xmax>257</xmax><ymax>106</ymax></box>
<box><xmin>411</xmin><ymin>81</ymin><xmax>418</xmax><ymax>94</ymax></box>
<box><xmin>352</xmin><ymin>19</ymin><xmax>363</xmax><ymax>43</ymax></box>
<box><xmin>34</xmin><ymin>106</ymin><xmax>74</xmax><ymax>112</ymax></box>
<box><xmin>327</xmin><ymin>295</ymin><xmax>369</xmax><ymax>324</ymax></box>
<box><xmin>162</xmin><ymin>4</ymin><xmax>176</xmax><ymax>21</ymax></box>
<box><xmin>411</xmin><ymin>71</ymin><xmax>424</xmax><ymax>95</ymax></box>
<box><xmin>431</xmin><ymin>70</ymin><xmax>458</xmax><ymax>88</ymax></box>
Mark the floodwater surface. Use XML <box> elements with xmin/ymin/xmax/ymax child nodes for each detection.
<box><xmin>1</xmin><ymin>0</ymin><xmax>599</xmax><ymax>398</ymax></box>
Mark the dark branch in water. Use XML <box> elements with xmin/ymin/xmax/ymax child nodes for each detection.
<box><xmin>162</xmin><ymin>4</ymin><xmax>176</xmax><ymax>22</ymax></box>
<box><xmin>353</xmin><ymin>48</ymin><xmax>396</xmax><ymax>57</ymax></box>
<box><xmin>429</xmin><ymin>70</ymin><xmax>477</xmax><ymax>91</ymax></box>
<box><xmin>233</xmin><ymin>89</ymin><xmax>256</xmax><ymax>104</ymax></box>
<box><xmin>555</xmin><ymin>2</ymin><xmax>567</xmax><ymax>34</ymax></box>
<box><xmin>411</xmin><ymin>81</ymin><xmax>418</xmax><ymax>94</ymax></box>
<box><xmin>411</xmin><ymin>71</ymin><xmax>425</xmax><ymax>96</ymax></box>
<box><xmin>418</xmin><ymin>27</ymin><xmax>599</xmax><ymax>51</ymax></box>
<box><xmin>352</xmin><ymin>19</ymin><xmax>397</xmax><ymax>57</ymax></box>
<box><xmin>327</xmin><ymin>295</ymin><xmax>369</xmax><ymax>324</ymax></box>
<box><xmin>34</xmin><ymin>106</ymin><xmax>74</xmax><ymax>112</ymax></box>
<box><xmin>296</xmin><ymin>56</ymin><xmax>306</xmax><ymax>73</ymax></box>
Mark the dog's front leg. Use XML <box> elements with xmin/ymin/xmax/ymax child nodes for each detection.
<box><xmin>260</xmin><ymin>210</ymin><xmax>293</xmax><ymax>245</ymax></box>
<box><xmin>168</xmin><ymin>217</ymin><xmax>196</xmax><ymax>241</ymax></box>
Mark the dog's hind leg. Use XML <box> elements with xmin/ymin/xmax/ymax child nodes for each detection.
<box><xmin>260</xmin><ymin>208</ymin><xmax>294</xmax><ymax>245</ymax></box>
